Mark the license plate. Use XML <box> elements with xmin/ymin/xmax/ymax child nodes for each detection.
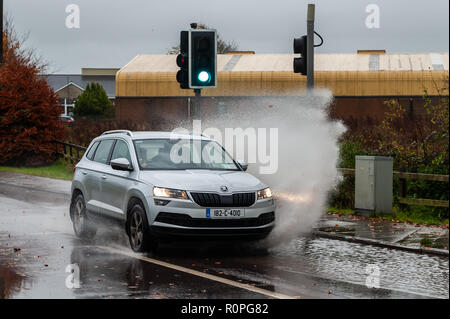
<box><xmin>206</xmin><ymin>208</ymin><xmax>244</xmax><ymax>219</ymax></box>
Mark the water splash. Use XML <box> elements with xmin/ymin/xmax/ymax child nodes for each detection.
<box><xmin>181</xmin><ymin>89</ymin><xmax>347</xmax><ymax>246</ymax></box>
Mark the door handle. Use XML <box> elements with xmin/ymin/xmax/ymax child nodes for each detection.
<box><xmin>101</xmin><ymin>175</ymin><xmax>107</xmax><ymax>180</ymax></box>
<box><xmin>82</xmin><ymin>171</ymin><xmax>88</xmax><ymax>175</ymax></box>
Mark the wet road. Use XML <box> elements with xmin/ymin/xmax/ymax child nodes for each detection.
<box><xmin>0</xmin><ymin>173</ymin><xmax>448</xmax><ymax>299</ymax></box>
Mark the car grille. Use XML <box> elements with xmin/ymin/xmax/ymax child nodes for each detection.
<box><xmin>155</xmin><ymin>212</ymin><xmax>275</xmax><ymax>228</ymax></box>
<box><xmin>190</xmin><ymin>192</ymin><xmax>256</xmax><ymax>207</ymax></box>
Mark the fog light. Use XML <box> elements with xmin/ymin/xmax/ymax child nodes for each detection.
<box><xmin>154</xmin><ymin>199</ymin><xmax>170</xmax><ymax>206</ymax></box>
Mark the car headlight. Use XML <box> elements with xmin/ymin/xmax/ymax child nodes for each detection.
<box><xmin>257</xmin><ymin>187</ymin><xmax>272</xmax><ymax>200</ymax></box>
<box><xmin>153</xmin><ymin>187</ymin><xmax>188</xmax><ymax>200</ymax></box>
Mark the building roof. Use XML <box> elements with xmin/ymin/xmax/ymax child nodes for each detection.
<box><xmin>82</xmin><ymin>68</ymin><xmax>120</xmax><ymax>76</ymax></box>
<box><xmin>53</xmin><ymin>82</ymin><xmax>84</xmax><ymax>100</ymax></box>
<box><xmin>119</xmin><ymin>53</ymin><xmax>448</xmax><ymax>73</ymax></box>
<box><xmin>46</xmin><ymin>74</ymin><xmax>116</xmax><ymax>98</ymax></box>
<box><xmin>55</xmin><ymin>81</ymin><xmax>85</xmax><ymax>92</ymax></box>
<box><xmin>116</xmin><ymin>53</ymin><xmax>449</xmax><ymax>97</ymax></box>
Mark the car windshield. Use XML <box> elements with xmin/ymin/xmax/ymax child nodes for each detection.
<box><xmin>133</xmin><ymin>138</ymin><xmax>240</xmax><ymax>171</ymax></box>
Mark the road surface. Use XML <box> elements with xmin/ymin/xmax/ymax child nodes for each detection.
<box><xmin>0</xmin><ymin>172</ymin><xmax>448</xmax><ymax>299</ymax></box>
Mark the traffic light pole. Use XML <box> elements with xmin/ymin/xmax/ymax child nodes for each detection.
<box><xmin>306</xmin><ymin>3</ymin><xmax>315</xmax><ymax>92</ymax></box>
<box><xmin>193</xmin><ymin>89</ymin><xmax>201</xmax><ymax>119</ymax></box>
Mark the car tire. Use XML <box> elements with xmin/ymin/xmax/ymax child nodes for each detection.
<box><xmin>71</xmin><ymin>193</ymin><xmax>97</xmax><ymax>241</ymax></box>
<box><xmin>127</xmin><ymin>201</ymin><xmax>156</xmax><ymax>253</ymax></box>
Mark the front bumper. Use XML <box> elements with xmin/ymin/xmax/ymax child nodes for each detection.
<box><xmin>148</xmin><ymin>196</ymin><xmax>275</xmax><ymax>240</ymax></box>
<box><xmin>150</xmin><ymin>212</ymin><xmax>274</xmax><ymax>240</ymax></box>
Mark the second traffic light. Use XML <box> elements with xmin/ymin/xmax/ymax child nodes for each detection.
<box><xmin>293</xmin><ymin>35</ymin><xmax>307</xmax><ymax>75</ymax></box>
<box><xmin>176</xmin><ymin>31</ymin><xmax>189</xmax><ymax>89</ymax></box>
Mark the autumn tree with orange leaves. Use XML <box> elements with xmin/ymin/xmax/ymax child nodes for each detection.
<box><xmin>0</xmin><ymin>24</ymin><xmax>64</xmax><ymax>166</ymax></box>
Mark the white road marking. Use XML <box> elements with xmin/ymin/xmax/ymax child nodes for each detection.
<box><xmin>97</xmin><ymin>245</ymin><xmax>295</xmax><ymax>299</ymax></box>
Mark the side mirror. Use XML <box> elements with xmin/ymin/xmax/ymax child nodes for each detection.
<box><xmin>111</xmin><ymin>158</ymin><xmax>133</xmax><ymax>171</ymax></box>
<box><xmin>238</xmin><ymin>161</ymin><xmax>248</xmax><ymax>172</ymax></box>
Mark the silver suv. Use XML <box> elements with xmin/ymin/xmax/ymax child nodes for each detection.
<box><xmin>70</xmin><ymin>130</ymin><xmax>275</xmax><ymax>252</ymax></box>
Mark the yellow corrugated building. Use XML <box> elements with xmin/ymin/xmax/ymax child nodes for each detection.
<box><xmin>116</xmin><ymin>52</ymin><xmax>448</xmax><ymax>98</ymax></box>
<box><xmin>114</xmin><ymin>52</ymin><xmax>448</xmax><ymax>125</ymax></box>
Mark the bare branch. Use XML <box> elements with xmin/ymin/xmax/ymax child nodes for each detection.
<box><xmin>168</xmin><ymin>23</ymin><xmax>239</xmax><ymax>55</ymax></box>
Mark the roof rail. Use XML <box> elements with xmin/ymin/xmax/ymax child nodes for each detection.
<box><xmin>102</xmin><ymin>130</ymin><xmax>133</xmax><ymax>137</ymax></box>
<box><xmin>189</xmin><ymin>131</ymin><xmax>209</xmax><ymax>138</ymax></box>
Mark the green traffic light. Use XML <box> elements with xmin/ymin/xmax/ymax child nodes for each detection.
<box><xmin>198</xmin><ymin>71</ymin><xmax>210</xmax><ymax>83</ymax></box>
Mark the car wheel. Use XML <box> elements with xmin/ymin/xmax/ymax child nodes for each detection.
<box><xmin>127</xmin><ymin>202</ymin><xmax>155</xmax><ymax>252</ymax></box>
<box><xmin>71</xmin><ymin>194</ymin><xmax>97</xmax><ymax>240</ymax></box>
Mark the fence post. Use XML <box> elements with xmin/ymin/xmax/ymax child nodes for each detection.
<box><xmin>69</xmin><ymin>145</ymin><xmax>73</xmax><ymax>165</ymax></box>
<box><xmin>400</xmin><ymin>178</ymin><xmax>407</xmax><ymax>210</ymax></box>
<box><xmin>63</xmin><ymin>144</ymin><xmax>67</xmax><ymax>163</ymax></box>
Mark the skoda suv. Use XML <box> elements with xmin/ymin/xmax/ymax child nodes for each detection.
<box><xmin>70</xmin><ymin>130</ymin><xmax>275</xmax><ymax>252</ymax></box>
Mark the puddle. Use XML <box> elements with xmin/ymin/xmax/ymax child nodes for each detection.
<box><xmin>272</xmin><ymin>237</ymin><xmax>449</xmax><ymax>298</ymax></box>
<box><xmin>317</xmin><ymin>214</ymin><xmax>449</xmax><ymax>247</ymax></box>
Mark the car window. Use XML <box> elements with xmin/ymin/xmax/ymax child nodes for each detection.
<box><xmin>133</xmin><ymin>139</ymin><xmax>239</xmax><ymax>170</ymax></box>
<box><xmin>85</xmin><ymin>141</ymin><xmax>99</xmax><ymax>160</ymax></box>
<box><xmin>110</xmin><ymin>140</ymin><xmax>131</xmax><ymax>163</ymax></box>
<box><xmin>93</xmin><ymin>140</ymin><xmax>114</xmax><ymax>164</ymax></box>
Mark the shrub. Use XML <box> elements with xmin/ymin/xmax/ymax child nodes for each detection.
<box><xmin>73</xmin><ymin>82</ymin><xmax>113</xmax><ymax>117</ymax></box>
<box><xmin>0</xmin><ymin>28</ymin><xmax>64</xmax><ymax>166</ymax></box>
<box><xmin>330</xmin><ymin>82</ymin><xmax>449</xmax><ymax>220</ymax></box>
<box><xmin>328</xmin><ymin>139</ymin><xmax>368</xmax><ymax>209</ymax></box>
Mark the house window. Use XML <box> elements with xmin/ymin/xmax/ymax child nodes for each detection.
<box><xmin>59</xmin><ymin>98</ymin><xmax>77</xmax><ymax>116</ymax></box>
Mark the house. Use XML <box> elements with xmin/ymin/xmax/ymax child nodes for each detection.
<box><xmin>46</xmin><ymin>68</ymin><xmax>118</xmax><ymax>115</ymax></box>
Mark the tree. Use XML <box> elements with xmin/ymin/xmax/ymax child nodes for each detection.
<box><xmin>73</xmin><ymin>82</ymin><xmax>113</xmax><ymax>117</ymax></box>
<box><xmin>0</xmin><ymin>22</ymin><xmax>64</xmax><ymax>166</ymax></box>
<box><xmin>168</xmin><ymin>23</ymin><xmax>238</xmax><ymax>54</ymax></box>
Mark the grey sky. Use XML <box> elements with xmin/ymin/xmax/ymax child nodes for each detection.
<box><xmin>4</xmin><ymin>0</ymin><xmax>449</xmax><ymax>74</ymax></box>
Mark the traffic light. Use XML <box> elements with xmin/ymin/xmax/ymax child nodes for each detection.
<box><xmin>176</xmin><ymin>31</ymin><xmax>189</xmax><ymax>89</ymax></box>
<box><xmin>189</xmin><ymin>30</ymin><xmax>217</xmax><ymax>88</ymax></box>
<box><xmin>293</xmin><ymin>35</ymin><xmax>307</xmax><ymax>75</ymax></box>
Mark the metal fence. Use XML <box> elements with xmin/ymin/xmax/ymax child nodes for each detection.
<box><xmin>338</xmin><ymin>168</ymin><xmax>449</xmax><ymax>208</ymax></box>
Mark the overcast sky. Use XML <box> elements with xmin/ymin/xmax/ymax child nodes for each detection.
<box><xmin>4</xmin><ymin>0</ymin><xmax>449</xmax><ymax>74</ymax></box>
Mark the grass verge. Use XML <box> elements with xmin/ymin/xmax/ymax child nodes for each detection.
<box><xmin>0</xmin><ymin>159</ymin><xmax>73</xmax><ymax>181</ymax></box>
